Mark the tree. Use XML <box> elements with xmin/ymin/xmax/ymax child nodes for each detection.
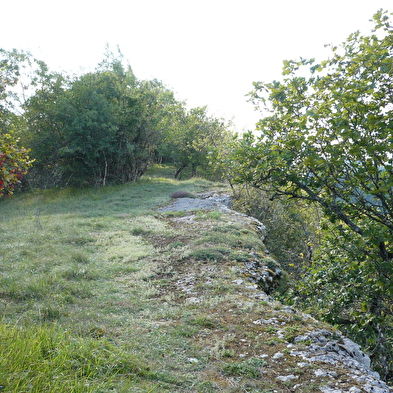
<box><xmin>24</xmin><ymin>55</ymin><xmax>178</xmax><ymax>187</ymax></box>
<box><xmin>0</xmin><ymin>133</ymin><xmax>33</xmax><ymax>197</ymax></box>
<box><xmin>0</xmin><ymin>49</ymin><xmax>34</xmax><ymax>196</ymax></box>
<box><xmin>159</xmin><ymin>105</ymin><xmax>232</xmax><ymax>179</ymax></box>
<box><xmin>226</xmin><ymin>10</ymin><xmax>393</xmax><ymax>378</ymax></box>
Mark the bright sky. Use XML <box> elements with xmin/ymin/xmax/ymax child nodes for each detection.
<box><xmin>1</xmin><ymin>0</ymin><xmax>392</xmax><ymax>131</ymax></box>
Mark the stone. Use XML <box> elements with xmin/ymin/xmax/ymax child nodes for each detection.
<box><xmin>319</xmin><ymin>388</ymin><xmax>342</xmax><ymax>393</ymax></box>
<box><xmin>340</xmin><ymin>337</ymin><xmax>371</xmax><ymax>368</ymax></box>
<box><xmin>314</xmin><ymin>369</ymin><xmax>337</xmax><ymax>378</ymax></box>
<box><xmin>185</xmin><ymin>297</ymin><xmax>201</xmax><ymax>304</ymax></box>
<box><xmin>276</xmin><ymin>374</ymin><xmax>298</xmax><ymax>382</ymax></box>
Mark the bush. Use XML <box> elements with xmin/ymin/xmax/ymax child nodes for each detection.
<box><xmin>230</xmin><ymin>185</ymin><xmax>320</xmax><ymax>273</ymax></box>
<box><xmin>0</xmin><ymin>133</ymin><xmax>33</xmax><ymax>197</ymax></box>
<box><xmin>170</xmin><ymin>191</ymin><xmax>196</xmax><ymax>198</ymax></box>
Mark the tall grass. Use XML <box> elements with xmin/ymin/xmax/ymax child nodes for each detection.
<box><xmin>0</xmin><ymin>322</ymin><xmax>147</xmax><ymax>393</ymax></box>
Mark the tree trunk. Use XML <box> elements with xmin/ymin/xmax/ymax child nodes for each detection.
<box><xmin>174</xmin><ymin>164</ymin><xmax>187</xmax><ymax>179</ymax></box>
<box><xmin>191</xmin><ymin>163</ymin><xmax>197</xmax><ymax>177</ymax></box>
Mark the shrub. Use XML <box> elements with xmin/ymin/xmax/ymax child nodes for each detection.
<box><xmin>0</xmin><ymin>133</ymin><xmax>33</xmax><ymax>197</ymax></box>
<box><xmin>170</xmin><ymin>191</ymin><xmax>196</xmax><ymax>198</ymax></box>
<box><xmin>230</xmin><ymin>185</ymin><xmax>320</xmax><ymax>272</ymax></box>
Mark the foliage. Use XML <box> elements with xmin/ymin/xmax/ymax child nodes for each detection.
<box><xmin>0</xmin><ymin>133</ymin><xmax>33</xmax><ymax>197</ymax></box>
<box><xmin>24</xmin><ymin>55</ymin><xmax>178</xmax><ymax>187</ymax></box>
<box><xmin>22</xmin><ymin>50</ymin><xmax>232</xmax><ymax>187</ymax></box>
<box><xmin>0</xmin><ymin>49</ymin><xmax>35</xmax><ymax>197</ymax></box>
<box><xmin>158</xmin><ymin>105</ymin><xmax>233</xmax><ymax>179</ymax></box>
<box><xmin>223</xmin><ymin>10</ymin><xmax>393</xmax><ymax>379</ymax></box>
<box><xmin>1</xmin><ymin>46</ymin><xmax>233</xmax><ymax>189</ymax></box>
<box><xmin>286</xmin><ymin>219</ymin><xmax>393</xmax><ymax>379</ymax></box>
<box><xmin>0</xmin><ymin>48</ymin><xmax>35</xmax><ymax>113</ymax></box>
<box><xmin>230</xmin><ymin>185</ymin><xmax>320</xmax><ymax>272</ymax></box>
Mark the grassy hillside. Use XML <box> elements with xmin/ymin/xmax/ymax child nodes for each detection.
<box><xmin>0</xmin><ymin>170</ymin><xmax>217</xmax><ymax>391</ymax></box>
<box><xmin>0</xmin><ymin>168</ymin><xmax>380</xmax><ymax>392</ymax></box>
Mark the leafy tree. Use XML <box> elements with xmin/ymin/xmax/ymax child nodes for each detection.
<box><xmin>24</xmin><ymin>55</ymin><xmax>178</xmax><ymax>187</ymax></box>
<box><xmin>225</xmin><ymin>10</ymin><xmax>393</xmax><ymax>378</ymax></box>
<box><xmin>0</xmin><ymin>49</ymin><xmax>34</xmax><ymax>196</ymax></box>
<box><xmin>0</xmin><ymin>133</ymin><xmax>33</xmax><ymax>197</ymax></box>
<box><xmin>120</xmin><ymin>78</ymin><xmax>180</xmax><ymax>182</ymax></box>
<box><xmin>159</xmin><ymin>105</ymin><xmax>232</xmax><ymax>179</ymax></box>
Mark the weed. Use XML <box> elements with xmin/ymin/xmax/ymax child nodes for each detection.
<box><xmin>193</xmin><ymin>380</ymin><xmax>217</xmax><ymax>392</ymax></box>
<box><xmin>131</xmin><ymin>227</ymin><xmax>152</xmax><ymax>236</ymax></box>
<box><xmin>71</xmin><ymin>251</ymin><xmax>91</xmax><ymax>264</ymax></box>
<box><xmin>283</xmin><ymin>325</ymin><xmax>301</xmax><ymax>342</ymax></box>
<box><xmin>196</xmin><ymin>211</ymin><xmax>222</xmax><ymax>220</ymax></box>
<box><xmin>189</xmin><ymin>316</ymin><xmax>218</xmax><ymax>329</ymax></box>
<box><xmin>174</xmin><ymin>324</ymin><xmax>199</xmax><ymax>338</ymax></box>
<box><xmin>266</xmin><ymin>340</ymin><xmax>278</xmax><ymax>346</ymax></box>
<box><xmin>169</xmin><ymin>241</ymin><xmax>184</xmax><ymax>248</ymax></box>
<box><xmin>222</xmin><ymin>357</ymin><xmax>266</xmax><ymax>378</ymax></box>
<box><xmin>265</xmin><ymin>326</ymin><xmax>278</xmax><ymax>334</ymax></box>
<box><xmin>231</xmin><ymin>250</ymin><xmax>252</xmax><ymax>262</ymax></box>
<box><xmin>189</xmin><ymin>246</ymin><xmax>231</xmax><ymax>261</ymax></box>
<box><xmin>220</xmin><ymin>349</ymin><xmax>236</xmax><ymax>358</ymax></box>
<box><xmin>38</xmin><ymin>305</ymin><xmax>62</xmax><ymax>321</ymax></box>
<box><xmin>61</xmin><ymin>266</ymin><xmax>100</xmax><ymax>281</ymax></box>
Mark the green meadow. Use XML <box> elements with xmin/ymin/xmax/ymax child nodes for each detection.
<box><xmin>0</xmin><ymin>169</ymin><xmax>343</xmax><ymax>392</ymax></box>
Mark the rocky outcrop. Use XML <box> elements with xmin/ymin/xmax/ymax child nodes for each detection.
<box><xmin>157</xmin><ymin>191</ymin><xmax>392</xmax><ymax>392</ymax></box>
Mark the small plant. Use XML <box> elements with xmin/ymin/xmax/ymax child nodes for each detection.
<box><xmin>196</xmin><ymin>211</ymin><xmax>222</xmax><ymax>220</ymax></box>
<box><xmin>71</xmin><ymin>251</ymin><xmax>91</xmax><ymax>264</ymax></box>
<box><xmin>189</xmin><ymin>247</ymin><xmax>230</xmax><ymax>261</ymax></box>
<box><xmin>38</xmin><ymin>305</ymin><xmax>62</xmax><ymax>321</ymax></box>
<box><xmin>231</xmin><ymin>250</ymin><xmax>251</xmax><ymax>262</ymax></box>
<box><xmin>131</xmin><ymin>227</ymin><xmax>152</xmax><ymax>236</ymax></box>
<box><xmin>283</xmin><ymin>326</ymin><xmax>301</xmax><ymax>343</ymax></box>
<box><xmin>222</xmin><ymin>357</ymin><xmax>266</xmax><ymax>378</ymax></box>
<box><xmin>264</xmin><ymin>326</ymin><xmax>278</xmax><ymax>334</ymax></box>
<box><xmin>220</xmin><ymin>348</ymin><xmax>236</xmax><ymax>358</ymax></box>
<box><xmin>266</xmin><ymin>339</ymin><xmax>278</xmax><ymax>346</ymax></box>
<box><xmin>189</xmin><ymin>316</ymin><xmax>218</xmax><ymax>329</ymax></box>
<box><xmin>169</xmin><ymin>241</ymin><xmax>184</xmax><ymax>248</ymax></box>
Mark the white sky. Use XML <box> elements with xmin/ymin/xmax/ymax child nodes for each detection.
<box><xmin>1</xmin><ymin>0</ymin><xmax>392</xmax><ymax>131</ymax></box>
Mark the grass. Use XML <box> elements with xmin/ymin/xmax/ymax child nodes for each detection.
<box><xmin>222</xmin><ymin>357</ymin><xmax>266</xmax><ymax>378</ymax></box>
<box><xmin>0</xmin><ymin>322</ymin><xmax>149</xmax><ymax>392</ymax></box>
<box><xmin>1</xmin><ymin>173</ymin><xmax>214</xmax><ymax>392</ymax></box>
<box><xmin>0</xmin><ymin>166</ymin><xmax>361</xmax><ymax>392</ymax></box>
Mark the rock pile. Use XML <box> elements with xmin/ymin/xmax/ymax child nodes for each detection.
<box><xmin>289</xmin><ymin>329</ymin><xmax>391</xmax><ymax>392</ymax></box>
